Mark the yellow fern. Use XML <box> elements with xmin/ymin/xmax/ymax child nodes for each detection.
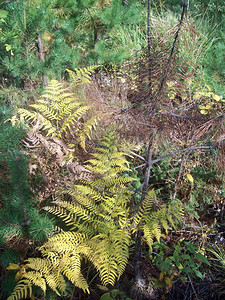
<box><xmin>17</xmin><ymin>76</ymin><xmax>99</xmax><ymax>151</ymax></box>
<box><xmin>66</xmin><ymin>65</ymin><xmax>100</xmax><ymax>87</ymax></box>
<box><xmin>90</xmin><ymin>229</ymin><xmax>130</xmax><ymax>286</ymax></box>
<box><xmin>41</xmin><ymin>129</ymin><xmax>134</xmax><ymax>287</ymax></box>
<box><xmin>7</xmin><ymin>280</ymin><xmax>32</xmax><ymax>300</ymax></box>
<box><xmin>22</xmin><ymin>271</ymin><xmax>46</xmax><ymax>295</ymax></box>
<box><xmin>8</xmin><ymin>129</ymin><xmax>182</xmax><ymax>298</ymax></box>
<box><xmin>133</xmin><ymin>189</ymin><xmax>182</xmax><ymax>251</ymax></box>
<box><xmin>134</xmin><ymin>189</ymin><xmax>155</xmax><ymax>226</ymax></box>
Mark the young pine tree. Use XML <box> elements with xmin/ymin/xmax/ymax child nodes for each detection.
<box><xmin>0</xmin><ymin>106</ymin><xmax>54</xmax><ymax>299</ymax></box>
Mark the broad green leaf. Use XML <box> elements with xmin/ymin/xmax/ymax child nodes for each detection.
<box><xmin>184</xmin><ymin>242</ymin><xmax>196</xmax><ymax>253</ymax></box>
<box><xmin>181</xmin><ymin>254</ymin><xmax>191</xmax><ymax>260</ymax></box>
<box><xmin>0</xmin><ymin>9</ymin><xmax>8</xmax><ymax>19</ymax></box>
<box><xmin>194</xmin><ymin>269</ymin><xmax>203</xmax><ymax>278</ymax></box>
<box><xmin>183</xmin><ymin>266</ymin><xmax>192</xmax><ymax>274</ymax></box>
<box><xmin>97</xmin><ymin>285</ymin><xmax>109</xmax><ymax>291</ymax></box>
<box><xmin>175</xmin><ymin>261</ymin><xmax>183</xmax><ymax>270</ymax></box>
<box><xmin>100</xmin><ymin>293</ymin><xmax>113</xmax><ymax>300</ymax></box>
<box><xmin>195</xmin><ymin>252</ymin><xmax>210</xmax><ymax>265</ymax></box>
<box><xmin>160</xmin><ymin>261</ymin><xmax>171</xmax><ymax>272</ymax></box>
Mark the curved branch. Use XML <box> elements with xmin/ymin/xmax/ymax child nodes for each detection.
<box><xmin>152</xmin><ymin>145</ymin><xmax>215</xmax><ymax>165</ymax></box>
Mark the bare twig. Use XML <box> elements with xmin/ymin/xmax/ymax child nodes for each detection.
<box><xmin>152</xmin><ymin>144</ymin><xmax>215</xmax><ymax>165</ymax></box>
<box><xmin>129</xmin><ymin>152</ymin><xmax>147</xmax><ymax>163</ymax></box>
<box><xmin>154</xmin><ymin>2</ymin><xmax>188</xmax><ymax>106</ymax></box>
<box><xmin>150</xmin><ymin>112</ymin><xmax>225</xmax><ymax>122</ymax></box>
<box><xmin>188</xmin><ymin>275</ymin><xmax>200</xmax><ymax>300</ymax></box>
<box><xmin>131</xmin><ymin>163</ymin><xmax>147</xmax><ymax>170</ymax></box>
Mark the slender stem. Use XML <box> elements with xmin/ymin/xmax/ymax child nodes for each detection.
<box><xmin>154</xmin><ymin>2</ymin><xmax>188</xmax><ymax>107</ymax></box>
<box><xmin>149</xmin><ymin>112</ymin><xmax>224</xmax><ymax>122</ymax></box>
<box><xmin>152</xmin><ymin>144</ymin><xmax>215</xmax><ymax>165</ymax></box>
<box><xmin>129</xmin><ymin>152</ymin><xmax>147</xmax><ymax>163</ymax></box>
<box><xmin>147</xmin><ymin>0</ymin><xmax>152</xmax><ymax>99</ymax></box>
<box><xmin>131</xmin><ymin>163</ymin><xmax>146</xmax><ymax>170</ymax></box>
<box><xmin>37</xmin><ymin>32</ymin><xmax>47</xmax><ymax>86</ymax></box>
<box><xmin>134</xmin><ymin>141</ymin><xmax>153</xmax><ymax>284</ymax></box>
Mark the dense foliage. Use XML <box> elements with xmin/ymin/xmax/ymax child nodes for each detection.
<box><xmin>0</xmin><ymin>0</ymin><xmax>224</xmax><ymax>299</ymax></box>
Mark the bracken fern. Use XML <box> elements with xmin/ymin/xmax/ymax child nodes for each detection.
<box><xmin>8</xmin><ymin>129</ymin><xmax>182</xmax><ymax>299</ymax></box>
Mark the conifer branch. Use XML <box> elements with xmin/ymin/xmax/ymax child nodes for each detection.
<box><xmin>14</xmin><ymin>156</ymin><xmax>28</xmax><ymax>228</ymax></box>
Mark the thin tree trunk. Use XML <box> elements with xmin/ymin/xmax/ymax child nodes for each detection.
<box><xmin>134</xmin><ymin>141</ymin><xmax>153</xmax><ymax>285</ymax></box>
<box><xmin>37</xmin><ymin>32</ymin><xmax>47</xmax><ymax>86</ymax></box>
<box><xmin>155</xmin><ymin>2</ymin><xmax>188</xmax><ymax>102</ymax></box>
<box><xmin>147</xmin><ymin>0</ymin><xmax>152</xmax><ymax>100</ymax></box>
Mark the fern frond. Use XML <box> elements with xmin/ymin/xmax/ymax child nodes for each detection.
<box><xmin>39</xmin><ymin>232</ymin><xmax>88</xmax><ymax>254</ymax></box>
<box><xmin>59</xmin><ymin>102</ymin><xmax>81</xmax><ymax>117</ymax></box>
<box><xmin>73</xmin><ymin>272</ymin><xmax>90</xmax><ymax>293</ymax></box>
<box><xmin>67</xmin><ymin>65</ymin><xmax>100</xmax><ymax>86</ymax></box>
<box><xmin>152</xmin><ymin>221</ymin><xmax>161</xmax><ymax>243</ymax></box>
<box><xmin>44</xmin><ymin>200</ymin><xmax>97</xmax><ymax>232</ymax></box>
<box><xmin>91</xmin><ymin>229</ymin><xmax>130</xmax><ymax>286</ymax></box>
<box><xmin>74</xmin><ymin>184</ymin><xmax>103</xmax><ymax>202</ymax></box>
<box><xmin>23</xmin><ymin>271</ymin><xmax>46</xmax><ymax>295</ymax></box>
<box><xmin>134</xmin><ymin>189</ymin><xmax>155</xmax><ymax>226</ymax></box>
<box><xmin>161</xmin><ymin>219</ymin><xmax>169</xmax><ymax>234</ymax></box>
<box><xmin>17</xmin><ymin>79</ymin><xmax>97</xmax><ymax>147</ymax></box>
<box><xmin>61</xmin><ymin>201</ymin><xmax>96</xmax><ymax>224</ymax></box>
<box><xmin>18</xmin><ymin>108</ymin><xmax>38</xmax><ymax>123</ymax></box>
<box><xmin>68</xmin><ymin>189</ymin><xmax>98</xmax><ymax>211</ymax></box>
<box><xmin>30</xmin><ymin>104</ymin><xmax>58</xmax><ymax>120</ymax></box>
<box><xmin>44</xmin><ymin>274</ymin><xmax>63</xmax><ymax>296</ymax></box>
<box><xmin>60</xmin><ymin>105</ymin><xmax>90</xmax><ymax>134</ymax></box>
<box><xmin>25</xmin><ymin>258</ymin><xmax>48</xmax><ymax>272</ymax></box>
<box><xmin>77</xmin><ymin>115</ymin><xmax>99</xmax><ymax>151</ymax></box>
<box><xmin>143</xmin><ymin>224</ymin><xmax>153</xmax><ymax>252</ymax></box>
<box><xmin>7</xmin><ymin>280</ymin><xmax>32</xmax><ymax>300</ymax></box>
